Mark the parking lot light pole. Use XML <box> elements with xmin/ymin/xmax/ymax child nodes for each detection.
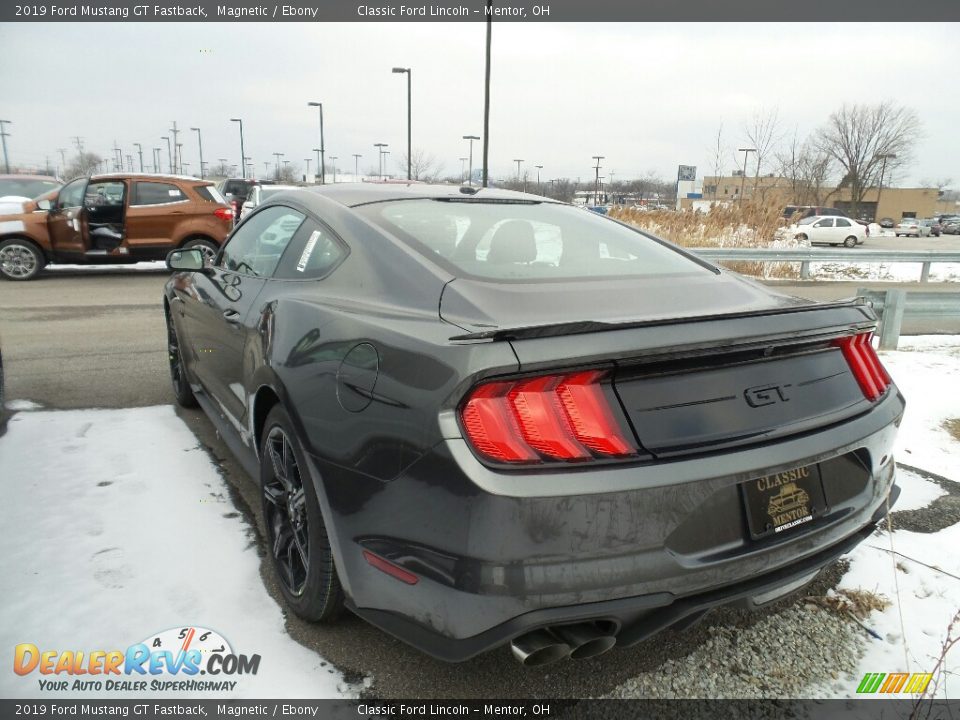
<box><xmin>190</xmin><ymin>128</ymin><xmax>204</xmax><ymax>179</ymax></box>
<box><xmin>381</xmin><ymin>150</ymin><xmax>390</xmax><ymax>179</ymax></box>
<box><xmin>0</xmin><ymin>120</ymin><xmax>11</xmax><ymax>173</ymax></box>
<box><xmin>535</xmin><ymin>165</ymin><xmax>543</xmax><ymax>191</ymax></box>
<box><xmin>876</xmin><ymin>153</ymin><xmax>897</xmax><ymax>220</ymax></box>
<box><xmin>162</xmin><ymin>136</ymin><xmax>172</xmax><ymax>174</ymax></box>
<box><xmin>133</xmin><ymin>143</ymin><xmax>144</xmax><ymax>172</ymax></box>
<box><xmin>230</xmin><ymin>118</ymin><xmax>245</xmax><ymax>178</ymax></box>
<box><xmin>273</xmin><ymin>152</ymin><xmax>283</xmax><ymax>180</ymax></box>
<box><xmin>737</xmin><ymin>148</ymin><xmax>756</xmax><ymax>205</ymax></box>
<box><xmin>353</xmin><ymin>153</ymin><xmax>362</xmax><ymax>180</ymax></box>
<box><xmin>392</xmin><ymin>67</ymin><xmax>411</xmax><ymax>180</ymax></box>
<box><xmin>307</xmin><ymin>102</ymin><xmax>325</xmax><ymax>184</ymax></box>
<box><xmin>329</xmin><ymin>156</ymin><xmax>338</xmax><ymax>183</ymax></box>
<box><xmin>304</xmin><ymin>158</ymin><xmax>312</xmax><ymax>181</ymax></box>
<box><xmin>463</xmin><ymin>135</ymin><xmax>479</xmax><ymax>186</ymax></box>
<box><xmin>153</xmin><ymin>148</ymin><xmax>161</xmax><ymax>173</ymax></box>
<box><xmin>459</xmin><ymin>157</ymin><xmax>468</xmax><ymax>184</ymax></box>
<box><xmin>374</xmin><ymin>143</ymin><xmax>388</xmax><ymax>180</ymax></box>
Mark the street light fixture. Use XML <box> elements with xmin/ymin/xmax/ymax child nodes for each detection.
<box><xmin>381</xmin><ymin>150</ymin><xmax>390</xmax><ymax>179</ymax></box>
<box><xmin>352</xmin><ymin>153</ymin><xmax>362</xmax><ymax>180</ymax></box>
<box><xmin>459</xmin><ymin>157</ymin><xmax>468</xmax><ymax>184</ymax></box>
<box><xmin>273</xmin><ymin>152</ymin><xmax>284</xmax><ymax>180</ymax></box>
<box><xmin>307</xmin><ymin>102</ymin><xmax>325</xmax><ymax>184</ymax></box>
<box><xmin>513</xmin><ymin>158</ymin><xmax>524</xmax><ymax>183</ymax></box>
<box><xmin>737</xmin><ymin>147</ymin><xmax>756</xmax><ymax>205</ymax></box>
<box><xmin>392</xmin><ymin>67</ymin><xmax>412</xmax><ymax>181</ymax></box>
<box><xmin>152</xmin><ymin>148</ymin><xmax>161</xmax><ymax>173</ymax></box>
<box><xmin>374</xmin><ymin>143</ymin><xmax>388</xmax><ymax>180</ymax></box>
<box><xmin>329</xmin><ymin>156</ymin><xmax>338</xmax><ymax>183</ymax></box>
<box><xmin>534</xmin><ymin>165</ymin><xmax>543</xmax><ymax>191</ymax></box>
<box><xmin>230</xmin><ymin>118</ymin><xmax>245</xmax><ymax>178</ymax></box>
<box><xmin>463</xmin><ymin>135</ymin><xmax>480</xmax><ymax>186</ymax></box>
<box><xmin>190</xmin><ymin>127</ymin><xmax>204</xmax><ymax>179</ymax></box>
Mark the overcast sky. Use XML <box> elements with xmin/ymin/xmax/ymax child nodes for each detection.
<box><xmin>0</xmin><ymin>22</ymin><xmax>957</xmax><ymax>186</ymax></box>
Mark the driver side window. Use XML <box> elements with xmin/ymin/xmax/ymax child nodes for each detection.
<box><xmin>219</xmin><ymin>205</ymin><xmax>305</xmax><ymax>277</ymax></box>
<box><xmin>57</xmin><ymin>179</ymin><xmax>86</xmax><ymax>209</ymax></box>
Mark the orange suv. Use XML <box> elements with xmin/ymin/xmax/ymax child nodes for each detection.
<box><xmin>0</xmin><ymin>173</ymin><xmax>234</xmax><ymax>281</ymax></box>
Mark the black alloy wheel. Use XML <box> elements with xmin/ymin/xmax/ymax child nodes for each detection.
<box><xmin>166</xmin><ymin>316</ymin><xmax>198</xmax><ymax>408</ymax></box>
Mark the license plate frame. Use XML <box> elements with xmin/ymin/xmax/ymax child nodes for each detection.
<box><xmin>741</xmin><ymin>463</ymin><xmax>826</xmax><ymax>539</ymax></box>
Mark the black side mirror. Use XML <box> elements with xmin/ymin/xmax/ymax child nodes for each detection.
<box><xmin>167</xmin><ymin>248</ymin><xmax>205</xmax><ymax>272</ymax></box>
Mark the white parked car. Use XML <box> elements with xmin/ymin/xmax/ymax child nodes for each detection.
<box><xmin>894</xmin><ymin>218</ymin><xmax>931</xmax><ymax>237</ymax></box>
<box><xmin>239</xmin><ymin>184</ymin><xmax>302</xmax><ymax>219</ymax></box>
<box><xmin>790</xmin><ymin>215</ymin><xmax>867</xmax><ymax>247</ymax></box>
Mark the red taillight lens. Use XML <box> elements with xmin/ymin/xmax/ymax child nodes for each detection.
<box><xmin>834</xmin><ymin>333</ymin><xmax>891</xmax><ymax>401</ymax></box>
<box><xmin>214</xmin><ymin>207</ymin><xmax>234</xmax><ymax>222</ymax></box>
<box><xmin>461</xmin><ymin>370</ymin><xmax>635</xmax><ymax>464</ymax></box>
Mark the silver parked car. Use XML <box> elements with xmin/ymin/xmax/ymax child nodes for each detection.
<box><xmin>895</xmin><ymin>218</ymin><xmax>931</xmax><ymax>237</ymax></box>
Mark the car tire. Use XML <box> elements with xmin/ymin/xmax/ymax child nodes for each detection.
<box><xmin>260</xmin><ymin>404</ymin><xmax>345</xmax><ymax>623</ymax></box>
<box><xmin>843</xmin><ymin>236</ymin><xmax>858</xmax><ymax>248</ymax></box>
<box><xmin>183</xmin><ymin>237</ymin><xmax>220</xmax><ymax>264</ymax></box>
<box><xmin>795</xmin><ymin>233</ymin><xmax>808</xmax><ymax>242</ymax></box>
<box><xmin>166</xmin><ymin>314</ymin><xmax>198</xmax><ymax>408</ymax></box>
<box><xmin>0</xmin><ymin>238</ymin><xmax>46</xmax><ymax>281</ymax></box>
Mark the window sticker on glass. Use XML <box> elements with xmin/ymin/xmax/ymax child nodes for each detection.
<box><xmin>168</xmin><ymin>189</ymin><xmax>180</xmax><ymax>196</ymax></box>
<box><xmin>297</xmin><ymin>231</ymin><xmax>321</xmax><ymax>272</ymax></box>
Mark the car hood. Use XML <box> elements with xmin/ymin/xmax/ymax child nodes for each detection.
<box><xmin>439</xmin><ymin>269</ymin><xmax>813</xmax><ymax>335</ymax></box>
<box><xmin>0</xmin><ymin>197</ymin><xmax>30</xmax><ymax>216</ymax></box>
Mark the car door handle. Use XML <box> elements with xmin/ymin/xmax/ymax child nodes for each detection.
<box><xmin>222</xmin><ymin>309</ymin><xmax>241</xmax><ymax>323</ymax></box>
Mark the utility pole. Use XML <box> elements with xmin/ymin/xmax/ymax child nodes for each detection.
<box><xmin>273</xmin><ymin>152</ymin><xmax>283</xmax><ymax>180</ymax></box>
<box><xmin>113</xmin><ymin>140</ymin><xmax>122</xmax><ymax>171</ymax></box>
<box><xmin>153</xmin><ymin>148</ymin><xmax>161</xmax><ymax>173</ymax></box>
<box><xmin>592</xmin><ymin>156</ymin><xmax>604</xmax><ymax>205</ymax></box>
<box><xmin>0</xmin><ymin>120</ymin><xmax>12</xmax><ymax>173</ymax></box>
<box><xmin>126</xmin><ymin>154</ymin><xmax>134</xmax><ymax>172</ymax></box>
<box><xmin>330</xmin><ymin>156</ymin><xmax>338</xmax><ymax>183</ymax></box>
<box><xmin>513</xmin><ymin>159</ymin><xmax>523</xmax><ymax>184</ymax></box>
<box><xmin>263</xmin><ymin>161</ymin><xmax>270</xmax><ymax>176</ymax></box>
<box><xmin>737</xmin><ymin>148</ymin><xmax>756</xmax><ymax>205</ymax></box>
<box><xmin>162</xmin><ymin>136</ymin><xmax>172</xmax><ymax>174</ymax></box>
<box><xmin>534</xmin><ymin>165</ymin><xmax>543</xmax><ymax>191</ymax></box>
<box><xmin>176</xmin><ymin>144</ymin><xmax>184</xmax><ymax>175</ymax></box>
<box><xmin>133</xmin><ymin>143</ymin><xmax>144</xmax><ymax>172</ymax></box>
<box><xmin>230</xmin><ymin>118</ymin><xmax>246</xmax><ymax>178</ymax></box>
<box><xmin>57</xmin><ymin>147</ymin><xmax>67</xmax><ymax>176</ymax></box>
<box><xmin>352</xmin><ymin>153</ymin><xmax>362</xmax><ymax>180</ymax></box>
<box><xmin>169</xmin><ymin>121</ymin><xmax>180</xmax><ymax>173</ymax></box>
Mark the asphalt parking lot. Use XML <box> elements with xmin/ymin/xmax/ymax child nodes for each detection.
<box><xmin>0</xmin><ymin>266</ymin><xmax>956</xmax><ymax>697</ymax></box>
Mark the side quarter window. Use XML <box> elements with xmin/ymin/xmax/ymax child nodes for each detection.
<box><xmin>218</xmin><ymin>205</ymin><xmax>305</xmax><ymax>277</ymax></box>
<box><xmin>272</xmin><ymin>219</ymin><xmax>348</xmax><ymax>280</ymax></box>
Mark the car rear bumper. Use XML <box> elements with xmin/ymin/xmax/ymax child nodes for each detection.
<box><xmin>307</xmin><ymin>388</ymin><xmax>904</xmax><ymax>661</ymax></box>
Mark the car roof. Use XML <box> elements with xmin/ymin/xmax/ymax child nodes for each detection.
<box><xmin>0</xmin><ymin>174</ymin><xmax>59</xmax><ymax>182</ymax></box>
<box><xmin>281</xmin><ymin>182</ymin><xmax>556</xmax><ymax>208</ymax></box>
<box><xmin>87</xmin><ymin>173</ymin><xmax>212</xmax><ymax>184</ymax></box>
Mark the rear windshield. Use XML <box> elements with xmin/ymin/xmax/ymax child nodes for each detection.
<box><xmin>356</xmin><ymin>199</ymin><xmax>709</xmax><ymax>281</ymax></box>
<box><xmin>195</xmin><ymin>185</ymin><xmax>226</xmax><ymax>203</ymax></box>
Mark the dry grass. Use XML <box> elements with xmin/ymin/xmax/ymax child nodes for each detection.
<box><xmin>610</xmin><ymin>198</ymin><xmax>802</xmax><ymax>279</ymax></box>
<box><xmin>805</xmin><ymin>588</ymin><xmax>892</xmax><ymax>620</ymax></box>
<box><xmin>943</xmin><ymin>418</ymin><xmax>960</xmax><ymax>443</ymax></box>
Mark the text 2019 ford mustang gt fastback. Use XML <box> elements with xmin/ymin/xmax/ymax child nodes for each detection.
<box><xmin>163</xmin><ymin>183</ymin><xmax>903</xmax><ymax>666</ymax></box>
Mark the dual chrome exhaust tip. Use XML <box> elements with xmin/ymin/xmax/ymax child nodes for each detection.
<box><xmin>510</xmin><ymin>623</ymin><xmax>616</xmax><ymax>666</ymax></box>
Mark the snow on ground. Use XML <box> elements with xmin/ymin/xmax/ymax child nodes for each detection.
<box><xmin>0</xmin><ymin>406</ymin><xmax>358</xmax><ymax>699</ymax></box>
<box><xmin>818</xmin><ymin>337</ymin><xmax>960</xmax><ymax>698</ymax></box>
<box><xmin>811</xmin><ymin>261</ymin><xmax>960</xmax><ymax>283</ymax></box>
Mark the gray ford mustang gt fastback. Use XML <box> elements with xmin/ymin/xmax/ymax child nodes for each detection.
<box><xmin>163</xmin><ymin>183</ymin><xmax>903</xmax><ymax>666</ymax></box>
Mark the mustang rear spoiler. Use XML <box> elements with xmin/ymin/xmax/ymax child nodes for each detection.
<box><xmin>448</xmin><ymin>297</ymin><xmax>874</xmax><ymax>342</ymax></box>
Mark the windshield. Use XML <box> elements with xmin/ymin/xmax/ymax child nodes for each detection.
<box><xmin>0</xmin><ymin>178</ymin><xmax>61</xmax><ymax>199</ymax></box>
<box><xmin>356</xmin><ymin>199</ymin><xmax>710</xmax><ymax>282</ymax></box>
<box><xmin>797</xmin><ymin>216</ymin><xmax>817</xmax><ymax>225</ymax></box>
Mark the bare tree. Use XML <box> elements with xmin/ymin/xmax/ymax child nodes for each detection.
<box><xmin>743</xmin><ymin>106</ymin><xmax>782</xmax><ymax>191</ymax></box>
<box><xmin>816</xmin><ymin>102</ymin><xmax>922</xmax><ymax>216</ymax></box>
<box><xmin>396</xmin><ymin>149</ymin><xmax>443</xmax><ymax>182</ymax></box>
<box><xmin>775</xmin><ymin>131</ymin><xmax>835</xmax><ymax>205</ymax></box>
<box><xmin>706</xmin><ymin>122</ymin><xmax>727</xmax><ymax>199</ymax></box>
<box><xmin>919</xmin><ymin>177</ymin><xmax>953</xmax><ymax>193</ymax></box>
<box><xmin>277</xmin><ymin>163</ymin><xmax>301</xmax><ymax>183</ymax></box>
<box><xmin>63</xmin><ymin>152</ymin><xmax>103</xmax><ymax>178</ymax></box>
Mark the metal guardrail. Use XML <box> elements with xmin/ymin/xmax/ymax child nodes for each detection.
<box><xmin>690</xmin><ymin>247</ymin><xmax>960</xmax><ymax>282</ymax></box>
<box><xmin>855</xmin><ymin>288</ymin><xmax>960</xmax><ymax>350</ymax></box>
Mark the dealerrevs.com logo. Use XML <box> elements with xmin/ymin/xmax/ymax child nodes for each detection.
<box><xmin>13</xmin><ymin>626</ymin><xmax>260</xmax><ymax>692</ymax></box>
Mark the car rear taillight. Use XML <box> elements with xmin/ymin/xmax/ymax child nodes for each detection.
<box><xmin>834</xmin><ymin>333</ymin><xmax>892</xmax><ymax>401</ymax></box>
<box><xmin>214</xmin><ymin>207</ymin><xmax>234</xmax><ymax>222</ymax></box>
<box><xmin>460</xmin><ymin>370</ymin><xmax>636</xmax><ymax>464</ymax></box>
